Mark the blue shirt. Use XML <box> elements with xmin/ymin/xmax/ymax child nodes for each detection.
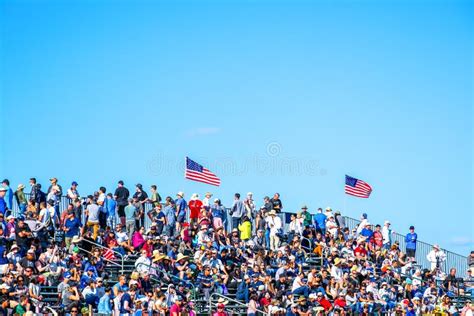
<box><xmin>64</xmin><ymin>217</ymin><xmax>82</xmax><ymax>238</ymax></box>
<box><xmin>314</xmin><ymin>213</ymin><xmax>327</xmax><ymax>229</ymax></box>
<box><xmin>98</xmin><ymin>293</ymin><xmax>112</xmax><ymax>313</ymax></box>
<box><xmin>3</xmin><ymin>186</ymin><xmax>13</xmax><ymax>210</ymax></box>
<box><xmin>105</xmin><ymin>198</ymin><xmax>117</xmax><ymax>217</ymax></box>
<box><xmin>0</xmin><ymin>198</ymin><xmax>6</xmax><ymax>215</ymax></box>
<box><xmin>211</xmin><ymin>205</ymin><xmax>225</xmax><ymax>219</ymax></box>
<box><xmin>360</xmin><ymin>228</ymin><xmax>373</xmax><ymax>241</ymax></box>
<box><xmin>405</xmin><ymin>232</ymin><xmax>417</xmax><ymax>250</ymax></box>
<box><xmin>175</xmin><ymin>198</ymin><xmax>187</xmax><ymax>213</ymax></box>
<box><xmin>163</xmin><ymin>205</ymin><xmax>176</xmax><ymax>225</ymax></box>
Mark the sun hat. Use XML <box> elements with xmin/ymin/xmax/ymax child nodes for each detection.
<box><xmin>176</xmin><ymin>192</ymin><xmax>184</xmax><ymax>198</ymax></box>
<box><xmin>301</xmin><ymin>205</ymin><xmax>308</xmax><ymax>209</ymax></box>
<box><xmin>17</xmin><ymin>184</ymin><xmax>25</xmax><ymax>190</ymax></box>
<box><xmin>176</xmin><ymin>253</ymin><xmax>189</xmax><ymax>261</ymax></box>
<box><xmin>0</xmin><ymin>187</ymin><xmax>6</xmax><ymax>192</ymax></box>
<box><xmin>191</xmin><ymin>193</ymin><xmax>199</xmax><ymax>200</ymax></box>
<box><xmin>268</xmin><ymin>210</ymin><xmax>277</xmax><ymax>216</ymax></box>
<box><xmin>217</xmin><ymin>297</ymin><xmax>228</xmax><ymax>305</ymax></box>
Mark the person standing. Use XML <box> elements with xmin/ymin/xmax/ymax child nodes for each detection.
<box><xmin>0</xmin><ymin>187</ymin><xmax>7</xmax><ymax>216</ymax></box>
<box><xmin>133</xmin><ymin>184</ymin><xmax>148</xmax><ymax>229</ymax></box>
<box><xmin>67</xmin><ymin>181</ymin><xmax>80</xmax><ymax>203</ymax></box>
<box><xmin>1</xmin><ymin>179</ymin><xmax>13</xmax><ymax>211</ymax></box>
<box><xmin>163</xmin><ymin>197</ymin><xmax>176</xmax><ymax>237</ymax></box>
<box><xmin>114</xmin><ymin>181</ymin><xmax>130</xmax><ymax>227</ymax></box>
<box><xmin>382</xmin><ymin>220</ymin><xmax>393</xmax><ymax>249</ymax></box>
<box><xmin>85</xmin><ymin>195</ymin><xmax>100</xmax><ymax>241</ymax></box>
<box><xmin>105</xmin><ymin>193</ymin><xmax>117</xmax><ymax>229</ymax></box>
<box><xmin>266</xmin><ymin>210</ymin><xmax>282</xmax><ymax>251</ymax></box>
<box><xmin>28</xmin><ymin>178</ymin><xmax>39</xmax><ymax>210</ymax></box>
<box><xmin>314</xmin><ymin>208</ymin><xmax>327</xmax><ymax>235</ymax></box>
<box><xmin>269</xmin><ymin>193</ymin><xmax>283</xmax><ymax>212</ymax></box>
<box><xmin>426</xmin><ymin>244</ymin><xmax>446</xmax><ymax>272</ymax></box>
<box><xmin>405</xmin><ymin>226</ymin><xmax>418</xmax><ymax>259</ymax></box>
<box><xmin>300</xmin><ymin>205</ymin><xmax>312</xmax><ymax>227</ymax></box>
<box><xmin>188</xmin><ymin>193</ymin><xmax>203</xmax><ymax>227</ymax></box>
<box><xmin>244</xmin><ymin>192</ymin><xmax>256</xmax><ymax>221</ymax></box>
<box><xmin>63</xmin><ymin>211</ymin><xmax>82</xmax><ymax>248</ymax></box>
<box><xmin>14</xmin><ymin>184</ymin><xmax>27</xmax><ymax>218</ymax></box>
<box><xmin>231</xmin><ymin>193</ymin><xmax>245</xmax><ymax>230</ymax></box>
<box><xmin>125</xmin><ymin>198</ymin><xmax>136</xmax><ymax>239</ymax></box>
<box><xmin>47</xmin><ymin>178</ymin><xmax>63</xmax><ymax>218</ymax></box>
<box><xmin>175</xmin><ymin>192</ymin><xmax>187</xmax><ymax>233</ymax></box>
<box><xmin>148</xmin><ymin>185</ymin><xmax>162</xmax><ymax>206</ymax></box>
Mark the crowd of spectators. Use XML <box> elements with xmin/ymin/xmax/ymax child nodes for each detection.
<box><xmin>0</xmin><ymin>178</ymin><xmax>472</xmax><ymax>316</ymax></box>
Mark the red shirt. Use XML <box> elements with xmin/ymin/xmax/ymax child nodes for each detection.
<box><xmin>170</xmin><ymin>304</ymin><xmax>182</xmax><ymax>315</ymax></box>
<box><xmin>317</xmin><ymin>298</ymin><xmax>333</xmax><ymax>311</ymax></box>
<box><xmin>189</xmin><ymin>200</ymin><xmax>203</xmax><ymax>219</ymax></box>
<box><xmin>354</xmin><ymin>246</ymin><xmax>368</xmax><ymax>257</ymax></box>
<box><xmin>334</xmin><ymin>297</ymin><xmax>346</xmax><ymax>308</ymax></box>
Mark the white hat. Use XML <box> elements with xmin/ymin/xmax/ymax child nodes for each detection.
<box><xmin>176</xmin><ymin>192</ymin><xmax>184</xmax><ymax>198</ymax></box>
<box><xmin>247</xmin><ymin>192</ymin><xmax>253</xmax><ymax>196</ymax></box>
<box><xmin>433</xmin><ymin>244</ymin><xmax>440</xmax><ymax>249</ymax></box>
<box><xmin>0</xmin><ymin>284</ymin><xmax>10</xmax><ymax>290</ymax></box>
<box><xmin>191</xmin><ymin>193</ymin><xmax>199</xmax><ymax>200</ymax></box>
<box><xmin>384</xmin><ymin>220</ymin><xmax>390</xmax><ymax>225</ymax></box>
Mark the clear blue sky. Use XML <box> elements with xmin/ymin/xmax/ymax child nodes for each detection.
<box><xmin>1</xmin><ymin>0</ymin><xmax>472</xmax><ymax>254</ymax></box>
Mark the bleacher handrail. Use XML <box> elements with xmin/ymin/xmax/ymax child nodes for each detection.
<box><xmin>12</xmin><ymin>193</ymin><xmax>468</xmax><ymax>275</ymax></box>
<box><xmin>209</xmin><ymin>292</ymin><xmax>269</xmax><ymax>316</ymax></box>
<box><xmin>135</xmin><ymin>262</ymin><xmax>197</xmax><ymax>299</ymax></box>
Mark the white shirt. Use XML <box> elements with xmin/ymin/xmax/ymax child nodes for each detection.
<box><xmin>67</xmin><ymin>188</ymin><xmax>79</xmax><ymax>200</ymax></box>
<box><xmin>382</xmin><ymin>225</ymin><xmax>392</xmax><ymax>244</ymax></box>
<box><xmin>135</xmin><ymin>256</ymin><xmax>151</xmax><ymax>273</ymax></box>
<box><xmin>330</xmin><ymin>265</ymin><xmax>343</xmax><ymax>281</ymax></box>
<box><xmin>426</xmin><ymin>249</ymin><xmax>446</xmax><ymax>270</ymax></box>
<box><xmin>97</xmin><ymin>193</ymin><xmax>106</xmax><ymax>206</ymax></box>
<box><xmin>116</xmin><ymin>231</ymin><xmax>128</xmax><ymax>243</ymax></box>
<box><xmin>266</xmin><ymin>215</ymin><xmax>282</xmax><ymax>235</ymax></box>
<box><xmin>292</xmin><ymin>275</ymin><xmax>304</xmax><ymax>292</ymax></box>
<box><xmin>357</xmin><ymin>219</ymin><xmax>369</xmax><ymax>235</ymax></box>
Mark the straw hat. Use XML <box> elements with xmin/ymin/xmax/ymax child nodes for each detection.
<box><xmin>176</xmin><ymin>253</ymin><xmax>189</xmax><ymax>261</ymax></box>
<box><xmin>17</xmin><ymin>184</ymin><xmax>25</xmax><ymax>190</ymax></box>
<box><xmin>176</xmin><ymin>192</ymin><xmax>184</xmax><ymax>198</ymax></box>
<box><xmin>268</xmin><ymin>210</ymin><xmax>277</xmax><ymax>216</ymax></box>
<box><xmin>217</xmin><ymin>297</ymin><xmax>228</xmax><ymax>305</ymax></box>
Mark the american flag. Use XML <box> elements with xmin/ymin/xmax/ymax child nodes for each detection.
<box><xmin>185</xmin><ymin>157</ymin><xmax>221</xmax><ymax>186</ymax></box>
<box><xmin>345</xmin><ymin>175</ymin><xmax>372</xmax><ymax>198</ymax></box>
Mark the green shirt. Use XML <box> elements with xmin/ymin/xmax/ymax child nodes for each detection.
<box><xmin>15</xmin><ymin>304</ymin><xmax>27</xmax><ymax>315</ymax></box>
<box><xmin>125</xmin><ymin>204</ymin><xmax>136</xmax><ymax>221</ymax></box>
<box><xmin>303</xmin><ymin>211</ymin><xmax>312</xmax><ymax>227</ymax></box>
<box><xmin>15</xmin><ymin>190</ymin><xmax>27</xmax><ymax>204</ymax></box>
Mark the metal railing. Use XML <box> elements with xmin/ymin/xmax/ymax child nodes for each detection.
<box><xmin>80</xmin><ymin>238</ymin><xmax>124</xmax><ymax>274</ymax></box>
<box><xmin>135</xmin><ymin>262</ymin><xmax>197</xmax><ymax>299</ymax></box>
<box><xmin>343</xmin><ymin>216</ymin><xmax>468</xmax><ymax>274</ymax></box>
<box><xmin>209</xmin><ymin>293</ymin><xmax>269</xmax><ymax>316</ymax></box>
<box><xmin>77</xmin><ymin>245</ymin><xmax>123</xmax><ymax>270</ymax></box>
<box><xmin>10</xmin><ymin>193</ymin><xmax>468</xmax><ymax>275</ymax></box>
